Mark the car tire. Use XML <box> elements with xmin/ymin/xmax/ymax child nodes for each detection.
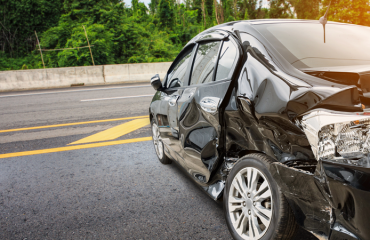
<box><xmin>151</xmin><ymin>119</ymin><xmax>172</xmax><ymax>164</ymax></box>
<box><xmin>224</xmin><ymin>153</ymin><xmax>298</xmax><ymax>240</ymax></box>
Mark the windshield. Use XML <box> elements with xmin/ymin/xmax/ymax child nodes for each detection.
<box><xmin>254</xmin><ymin>22</ymin><xmax>370</xmax><ymax>69</ymax></box>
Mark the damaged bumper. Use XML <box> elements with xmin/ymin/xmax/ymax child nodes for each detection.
<box><xmin>271</xmin><ymin>150</ymin><xmax>370</xmax><ymax>240</ymax></box>
<box><xmin>268</xmin><ymin>110</ymin><xmax>370</xmax><ymax>239</ymax></box>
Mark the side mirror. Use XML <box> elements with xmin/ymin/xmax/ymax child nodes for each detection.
<box><xmin>151</xmin><ymin>74</ymin><xmax>163</xmax><ymax>91</ymax></box>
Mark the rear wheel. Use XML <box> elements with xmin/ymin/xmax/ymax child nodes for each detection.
<box><xmin>224</xmin><ymin>153</ymin><xmax>298</xmax><ymax>240</ymax></box>
<box><xmin>151</xmin><ymin>120</ymin><xmax>172</xmax><ymax>164</ymax></box>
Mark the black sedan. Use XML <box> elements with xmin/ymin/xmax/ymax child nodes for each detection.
<box><xmin>149</xmin><ymin>19</ymin><xmax>370</xmax><ymax>240</ymax></box>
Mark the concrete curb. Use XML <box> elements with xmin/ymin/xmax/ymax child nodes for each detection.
<box><xmin>0</xmin><ymin>62</ymin><xmax>172</xmax><ymax>92</ymax></box>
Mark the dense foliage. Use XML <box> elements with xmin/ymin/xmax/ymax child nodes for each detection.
<box><xmin>0</xmin><ymin>0</ymin><xmax>369</xmax><ymax>70</ymax></box>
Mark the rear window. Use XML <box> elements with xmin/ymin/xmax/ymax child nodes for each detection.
<box><xmin>254</xmin><ymin>23</ymin><xmax>370</xmax><ymax>69</ymax></box>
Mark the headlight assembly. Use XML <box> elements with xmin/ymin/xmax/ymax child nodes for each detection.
<box><xmin>301</xmin><ymin>110</ymin><xmax>370</xmax><ymax>165</ymax></box>
<box><xmin>319</xmin><ymin>120</ymin><xmax>370</xmax><ymax>159</ymax></box>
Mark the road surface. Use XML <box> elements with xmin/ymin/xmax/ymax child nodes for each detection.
<box><xmin>0</xmin><ymin>84</ymin><xmax>317</xmax><ymax>239</ymax></box>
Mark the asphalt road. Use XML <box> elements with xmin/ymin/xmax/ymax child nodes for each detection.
<box><xmin>0</xmin><ymin>84</ymin><xmax>317</xmax><ymax>239</ymax></box>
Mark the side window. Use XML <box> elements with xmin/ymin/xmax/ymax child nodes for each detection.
<box><xmin>190</xmin><ymin>41</ymin><xmax>221</xmax><ymax>85</ymax></box>
<box><xmin>167</xmin><ymin>46</ymin><xmax>194</xmax><ymax>88</ymax></box>
<box><xmin>215</xmin><ymin>39</ymin><xmax>238</xmax><ymax>81</ymax></box>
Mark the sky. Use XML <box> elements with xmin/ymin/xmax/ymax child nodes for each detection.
<box><xmin>125</xmin><ymin>0</ymin><xmax>150</xmax><ymax>7</ymax></box>
<box><xmin>259</xmin><ymin>0</ymin><xmax>270</xmax><ymax>8</ymax></box>
<box><xmin>139</xmin><ymin>0</ymin><xmax>151</xmax><ymax>6</ymax></box>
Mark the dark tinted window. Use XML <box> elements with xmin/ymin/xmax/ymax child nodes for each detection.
<box><xmin>190</xmin><ymin>41</ymin><xmax>221</xmax><ymax>85</ymax></box>
<box><xmin>167</xmin><ymin>46</ymin><xmax>194</xmax><ymax>88</ymax></box>
<box><xmin>215</xmin><ymin>40</ymin><xmax>238</xmax><ymax>81</ymax></box>
<box><xmin>254</xmin><ymin>23</ymin><xmax>370</xmax><ymax>68</ymax></box>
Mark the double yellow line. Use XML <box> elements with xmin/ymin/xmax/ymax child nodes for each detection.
<box><xmin>0</xmin><ymin>115</ymin><xmax>148</xmax><ymax>133</ymax></box>
<box><xmin>0</xmin><ymin>137</ymin><xmax>152</xmax><ymax>159</ymax></box>
<box><xmin>0</xmin><ymin>116</ymin><xmax>152</xmax><ymax>159</ymax></box>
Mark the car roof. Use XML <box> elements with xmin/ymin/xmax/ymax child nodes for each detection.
<box><xmin>219</xmin><ymin>18</ymin><xmax>362</xmax><ymax>27</ymax></box>
<box><xmin>185</xmin><ymin>19</ymin><xmax>365</xmax><ymax>47</ymax></box>
<box><xmin>181</xmin><ymin>19</ymin><xmax>370</xmax><ymax>89</ymax></box>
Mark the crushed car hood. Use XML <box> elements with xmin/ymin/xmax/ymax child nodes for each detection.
<box><xmin>284</xmin><ymin>65</ymin><xmax>370</xmax><ymax>116</ymax></box>
<box><xmin>287</xmin><ymin>86</ymin><xmax>362</xmax><ymax>116</ymax></box>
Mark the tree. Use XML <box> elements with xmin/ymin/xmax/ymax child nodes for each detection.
<box><xmin>14</xmin><ymin>0</ymin><xmax>370</xmax><ymax>71</ymax></box>
<box><xmin>0</xmin><ymin>0</ymin><xmax>63</xmax><ymax>58</ymax></box>
<box><xmin>321</xmin><ymin>0</ymin><xmax>370</xmax><ymax>26</ymax></box>
<box><xmin>158</xmin><ymin>0</ymin><xmax>175</xmax><ymax>29</ymax></box>
<box><xmin>149</xmin><ymin>0</ymin><xmax>160</xmax><ymax>14</ymax></box>
<box><xmin>237</xmin><ymin>0</ymin><xmax>267</xmax><ymax>20</ymax></box>
<box><xmin>57</xmin><ymin>24</ymin><xmax>114</xmax><ymax>67</ymax></box>
<box><xmin>269</xmin><ymin>0</ymin><xmax>293</xmax><ymax>18</ymax></box>
<box><xmin>290</xmin><ymin>0</ymin><xmax>321</xmax><ymax>19</ymax></box>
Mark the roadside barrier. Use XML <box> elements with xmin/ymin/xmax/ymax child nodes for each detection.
<box><xmin>0</xmin><ymin>62</ymin><xmax>172</xmax><ymax>92</ymax></box>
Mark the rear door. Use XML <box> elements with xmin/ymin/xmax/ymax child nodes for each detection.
<box><xmin>178</xmin><ymin>33</ymin><xmax>241</xmax><ymax>183</ymax></box>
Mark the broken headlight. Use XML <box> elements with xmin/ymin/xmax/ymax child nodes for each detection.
<box><xmin>301</xmin><ymin>110</ymin><xmax>370</xmax><ymax>162</ymax></box>
<box><xmin>319</xmin><ymin>120</ymin><xmax>370</xmax><ymax>160</ymax></box>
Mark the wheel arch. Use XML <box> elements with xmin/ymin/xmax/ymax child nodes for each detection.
<box><xmin>237</xmin><ymin>150</ymin><xmax>267</xmax><ymax>160</ymax></box>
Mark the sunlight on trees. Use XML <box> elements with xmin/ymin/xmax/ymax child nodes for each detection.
<box><xmin>0</xmin><ymin>0</ymin><xmax>368</xmax><ymax>70</ymax></box>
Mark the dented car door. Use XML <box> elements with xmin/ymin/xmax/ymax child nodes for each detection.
<box><xmin>179</xmin><ymin>35</ymin><xmax>241</xmax><ymax>183</ymax></box>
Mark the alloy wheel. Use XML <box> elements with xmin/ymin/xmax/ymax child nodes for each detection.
<box><xmin>152</xmin><ymin>123</ymin><xmax>164</xmax><ymax>159</ymax></box>
<box><xmin>228</xmin><ymin>167</ymin><xmax>273</xmax><ymax>240</ymax></box>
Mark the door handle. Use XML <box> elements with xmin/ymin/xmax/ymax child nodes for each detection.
<box><xmin>169</xmin><ymin>95</ymin><xmax>180</xmax><ymax>107</ymax></box>
<box><xmin>200</xmin><ymin>97</ymin><xmax>220</xmax><ymax>113</ymax></box>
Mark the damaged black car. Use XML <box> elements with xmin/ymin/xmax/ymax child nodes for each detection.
<box><xmin>149</xmin><ymin>19</ymin><xmax>370</xmax><ymax>240</ymax></box>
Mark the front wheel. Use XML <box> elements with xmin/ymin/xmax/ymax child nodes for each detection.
<box><xmin>151</xmin><ymin>120</ymin><xmax>172</xmax><ymax>164</ymax></box>
<box><xmin>224</xmin><ymin>153</ymin><xmax>298</xmax><ymax>240</ymax></box>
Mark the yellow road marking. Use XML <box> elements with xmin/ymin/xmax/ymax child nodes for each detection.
<box><xmin>0</xmin><ymin>115</ymin><xmax>148</xmax><ymax>133</ymax></box>
<box><xmin>69</xmin><ymin>118</ymin><xmax>150</xmax><ymax>145</ymax></box>
<box><xmin>0</xmin><ymin>137</ymin><xmax>152</xmax><ymax>159</ymax></box>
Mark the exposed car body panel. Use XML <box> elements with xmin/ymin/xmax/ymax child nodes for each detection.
<box><xmin>149</xmin><ymin>20</ymin><xmax>370</xmax><ymax>239</ymax></box>
<box><xmin>270</xmin><ymin>162</ymin><xmax>332</xmax><ymax>238</ymax></box>
<box><xmin>324</xmin><ymin>161</ymin><xmax>370</xmax><ymax>240</ymax></box>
